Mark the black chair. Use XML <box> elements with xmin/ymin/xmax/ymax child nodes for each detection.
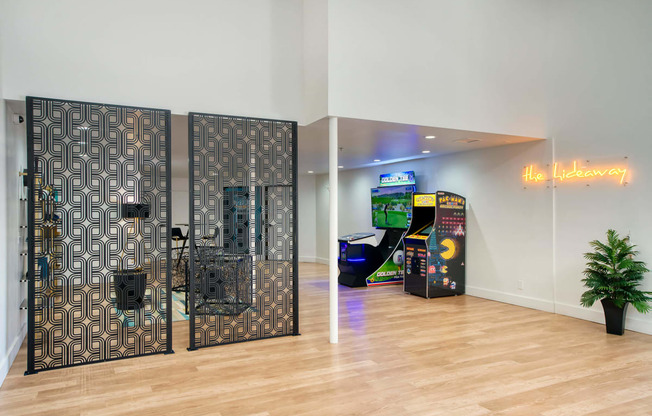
<box><xmin>172</xmin><ymin>227</ymin><xmax>189</xmax><ymax>270</ymax></box>
<box><xmin>201</xmin><ymin>227</ymin><xmax>220</xmax><ymax>246</ymax></box>
<box><xmin>171</xmin><ymin>227</ymin><xmax>187</xmax><ymax>245</ymax></box>
<box><xmin>213</xmin><ymin>227</ymin><xmax>220</xmax><ymax>246</ymax></box>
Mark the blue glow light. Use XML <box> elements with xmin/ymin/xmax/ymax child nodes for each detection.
<box><xmin>347</xmin><ymin>258</ymin><xmax>366</xmax><ymax>262</ymax></box>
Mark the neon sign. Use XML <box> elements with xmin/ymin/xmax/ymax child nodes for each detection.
<box><xmin>523</xmin><ymin>160</ymin><xmax>628</xmax><ymax>185</ymax></box>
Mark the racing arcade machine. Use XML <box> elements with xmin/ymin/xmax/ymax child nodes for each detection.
<box><xmin>338</xmin><ymin>172</ymin><xmax>416</xmax><ymax>287</ymax></box>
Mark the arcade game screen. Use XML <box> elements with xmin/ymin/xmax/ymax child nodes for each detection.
<box><xmin>370</xmin><ymin>185</ymin><xmax>415</xmax><ymax>229</ymax></box>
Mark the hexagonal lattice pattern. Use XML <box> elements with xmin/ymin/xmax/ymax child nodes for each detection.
<box><xmin>27</xmin><ymin>97</ymin><xmax>172</xmax><ymax>372</ymax></box>
<box><xmin>189</xmin><ymin>113</ymin><xmax>297</xmax><ymax>348</ymax></box>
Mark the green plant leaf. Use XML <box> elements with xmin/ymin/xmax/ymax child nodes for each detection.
<box><xmin>580</xmin><ymin>229</ymin><xmax>651</xmax><ymax>314</ymax></box>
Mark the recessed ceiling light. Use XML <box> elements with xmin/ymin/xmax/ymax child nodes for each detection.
<box><xmin>425</xmin><ymin>135</ymin><xmax>436</xmax><ymax>139</ymax></box>
<box><xmin>373</xmin><ymin>159</ymin><xmax>381</xmax><ymax>162</ymax></box>
<box><xmin>422</xmin><ymin>150</ymin><xmax>431</xmax><ymax>154</ymax></box>
<box><xmin>307</xmin><ymin>170</ymin><xmax>314</xmax><ymax>174</ymax></box>
<box><xmin>338</xmin><ymin>166</ymin><xmax>343</xmax><ymax>169</ymax></box>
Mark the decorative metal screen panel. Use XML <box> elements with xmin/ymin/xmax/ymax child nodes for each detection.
<box><xmin>262</xmin><ymin>186</ymin><xmax>293</xmax><ymax>261</ymax></box>
<box><xmin>188</xmin><ymin>113</ymin><xmax>298</xmax><ymax>349</ymax></box>
<box><xmin>26</xmin><ymin>97</ymin><xmax>172</xmax><ymax>373</ymax></box>
<box><xmin>223</xmin><ymin>186</ymin><xmax>250</xmax><ymax>254</ymax></box>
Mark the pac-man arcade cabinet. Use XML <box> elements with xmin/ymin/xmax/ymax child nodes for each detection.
<box><xmin>404</xmin><ymin>191</ymin><xmax>466</xmax><ymax>298</ymax></box>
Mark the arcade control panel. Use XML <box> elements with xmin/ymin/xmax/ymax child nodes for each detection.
<box><xmin>337</xmin><ymin>232</ymin><xmax>383</xmax><ymax>287</ymax></box>
<box><xmin>405</xmin><ymin>246</ymin><xmax>427</xmax><ymax>279</ymax></box>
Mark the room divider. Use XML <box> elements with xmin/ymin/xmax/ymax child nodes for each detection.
<box><xmin>187</xmin><ymin>113</ymin><xmax>298</xmax><ymax>349</ymax></box>
<box><xmin>24</xmin><ymin>98</ymin><xmax>297</xmax><ymax>372</ymax></box>
<box><xmin>26</xmin><ymin>97</ymin><xmax>172</xmax><ymax>373</ymax></box>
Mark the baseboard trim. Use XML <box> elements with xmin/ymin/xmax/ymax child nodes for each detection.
<box><xmin>0</xmin><ymin>323</ymin><xmax>27</xmax><ymax>387</ymax></box>
<box><xmin>466</xmin><ymin>286</ymin><xmax>555</xmax><ymax>313</ymax></box>
<box><xmin>466</xmin><ymin>286</ymin><xmax>652</xmax><ymax>335</ymax></box>
<box><xmin>555</xmin><ymin>302</ymin><xmax>652</xmax><ymax>335</ymax></box>
<box><xmin>298</xmin><ymin>256</ymin><xmax>317</xmax><ymax>263</ymax></box>
<box><xmin>315</xmin><ymin>257</ymin><xmax>329</xmax><ymax>265</ymax></box>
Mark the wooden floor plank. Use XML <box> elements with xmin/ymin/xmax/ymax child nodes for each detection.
<box><xmin>1</xmin><ymin>263</ymin><xmax>651</xmax><ymax>416</ymax></box>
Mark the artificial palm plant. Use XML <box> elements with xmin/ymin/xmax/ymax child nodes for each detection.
<box><xmin>581</xmin><ymin>229</ymin><xmax>652</xmax><ymax>334</ymax></box>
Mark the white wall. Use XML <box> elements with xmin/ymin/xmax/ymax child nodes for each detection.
<box><xmin>327</xmin><ymin>0</ymin><xmax>548</xmax><ymax>138</ymax></box>
<box><xmin>302</xmin><ymin>0</ymin><xmax>328</xmax><ymax>125</ymax></box>
<box><xmin>546</xmin><ymin>0</ymin><xmax>652</xmax><ymax>333</ymax></box>
<box><xmin>0</xmin><ymin>30</ymin><xmax>7</xmax><ymax>386</ymax></box>
<box><xmin>0</xmin><ymin>0</ymin><xmax>303</xmax><ymax>122</ymax></box>
<box><xmin>171</xmin><ymin>177</ymin><xmax>190</xmax><ymax>229</ymax></box>
<box><xmin>169</xmin><ymin>114</ymin><xmax>189</xmax><ymax>229</ymax></box>
<box><xmin>0</xmin><ymin>99</ymin><xmax>28</xmax><ymax>386</ymax></box>
<box><xmin>297</xmin><ymin>174</ymin><xmax>317</xmax><ymax>262</ymax></box>
<box><xmin>315</xmin><ymin>173</ymin><xmax>329</xmax><ymax>264</ymax></box>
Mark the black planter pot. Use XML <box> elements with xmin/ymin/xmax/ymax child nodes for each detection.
<box><xmin>112</xmin><ymin>269</ymin><xmax>147</xmax><ymax>311</ymax></box>
<box><xmin>601</xmin><ymin>298</ymin><xmax>628</xmax><ymax>335</ymax></box>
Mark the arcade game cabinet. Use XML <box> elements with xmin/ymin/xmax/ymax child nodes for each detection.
<box><xmin>404</xmin><ymin>191</ymin><xmax>466</xmax><ymax>298</ymax></box>
<box><xmin>338</xmin><ymin>172</ymin><xmax>416</xmax><ymax>287</ymax></box>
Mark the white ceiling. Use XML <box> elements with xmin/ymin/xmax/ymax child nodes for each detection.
<box><xmin>298</xmin><ymin>117</ymin><xmax>543</xmax><ymax>175</ymax></box>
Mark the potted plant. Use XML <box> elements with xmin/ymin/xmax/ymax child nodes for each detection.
<box><xmin>581</xmin><ymin>229</ymin><xmax>652</xmax><ymax>335</ymax></box>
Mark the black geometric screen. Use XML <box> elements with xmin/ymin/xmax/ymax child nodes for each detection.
<box><xmin>223</xmin><ymin>186</ymin><xmax>250</xmax><ymax>254</ymax></box>
<box><xmin>26</xmin><ymin>97</ymin><xmax>172</xmax><ymax>373</ymax></box>
<box><xmin>188</xmin><ymin>113</ymin><xmax>298</xmax><ymax>348</ymax></box>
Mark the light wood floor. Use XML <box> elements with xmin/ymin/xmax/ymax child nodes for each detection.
<box><xmin>1</xmin><ymin>263</ymin><xmax>651</xmax><ymax>415</ymax></box>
